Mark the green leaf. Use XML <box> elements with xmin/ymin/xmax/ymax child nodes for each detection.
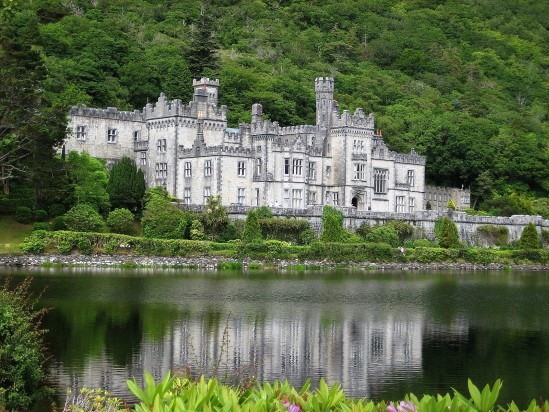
<box><xmin>468</xmin><ymin>379</ymin><xmax>482</xmax><ymax>409</ymax></box>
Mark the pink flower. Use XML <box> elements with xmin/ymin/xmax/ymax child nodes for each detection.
<box><xmin>289</xmin><ymin>404</ymin><xmax>301</xmax><ymax>412</ymax></box>
<box><xmin>387</xmin><ymin>401</ymin><xmax>417</xmax><ymax>412</ymax></box>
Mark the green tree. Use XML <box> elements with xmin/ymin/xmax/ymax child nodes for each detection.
<box><xmin>106</xmin><ymin>208</ymin><xmax>135</xmax><ymax>235</ymax></box>
<box><xmin>519</xmin><ymin>223</ymin><xmax>541</xmax><ymax>249</ymax></box>
<box><xmin>141</xmin><ymin>195</ymin><xmax>188</xmax><ymax>239</ymax></box>
<box><xmin>65</xmin><ymin>151</ymin><xmax>110</xmax><ymax>214</ymax></box>
<box><xmin>190</xmin><ymin>219</ymin><xmax>206</xmax><ymax>240</ymax></box>
<box><xmin>64</xmin><ymin>203</ymin><xmax>105</xmax><ymax>232</ymax></box>
<box><xmin>0</xmin><ymin>278</ymin><xmax>50</xmax><ymax>411</ymax></box>
<box><xmin>0</xmin><ymin>8</ymin><xmax>67</xmax><ymax>198</ymax></box>
<box><xmin>437</xmin><ymin>217</ymin><xmax>461</xmax><ymax>249</ymax></box>
<box><xmin>201</xmin><ymin>195</ymin><xmax>228</xmax><ymax>240</ymax></box>
<box><xmin>320</xmin><ymin>206</ymin><xmax>345</xmax><ymax>242</ymax></box>
<box><xmin>241</xmin><ymin>209</ymin><xmax>262</xmax><ymax>244</ymax></box>
<box><xmin>186</xmin><ymin>2</ymin><xmax>219</xmax><ymax>78</ymax></box>
<box><xmin>106</xmin><ymin>156</ymin><xmax>146</xmax><ymax>213</ymax></box>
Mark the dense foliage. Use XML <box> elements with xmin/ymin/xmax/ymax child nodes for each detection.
<box><xmin>106</xmin><ymin>156</ymin><xmax>146</xmax><ymax>213</ymax></box>
<box><xmin>141</xmin><ymin>190</ymin><xmax>191</xmax><ymax>239</ymax></box>
<box><xmin>241</xmin><ymin>210</ymin><xmax>262</xmax><ymax>244</ymax></box>
<box><xmin>519</xmin><ymin>222</ymin><xmax>541</xmax><ymax>249</ymax></box>
<box><xmin>437</xmin><ymin>217</ymin><xmax>462</xmax><ymax>248</ymax></box>
<box><xmin>63</xmin><ymin>203</ymin><xmax>106</xmax><ymax>233</ymax></box>
<box><xmin>106</xmin><ymin>208</ymin><xmax>135</xmax><ymax>235</ymax></box>
<box><xmin>0</xmin><ymin>278</ymin><xmax>50</xmax><ymax>411</ymax></box>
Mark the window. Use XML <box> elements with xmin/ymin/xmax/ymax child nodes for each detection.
<box><xmin>284</xmin><ymin>158</ymin><xmax>290</xmax><ymax>175</ymax></box>
<box><xmin>204</xmin><ymin>160</ymin><xmax>212</xmax><ymax>176</ymax></box>
<box><xmin>157</xmin><ymin>139</ymin><xmax>167</xmax><ymax>153</ymax></box>
<box><xmin>292</xmin><ymin>159</ymin><xmax>303</xmax><ymax>176</ymax></box>
<box><xmin>373</xmin><ymin>168</ymin><xmax>388</xmax><ymax>194</ymax></box>
<box><xmin>292</xmin><ymin>189</ymin><xmax>302</xmax><ymax>208</ymax></box>
<box><xmin>140</xmin><ymin>152</ymin><xmax>147</xmax><ymax>166</ymax></box>
<box><xmin>408</xmin><ymin>197</ymin><xmax>415</xmax><ymax>212</ymax></box>
<box><xmin>76</xmin><ymin>125</ymin><xmax>86</xmax><ymax>140</ymax></box>
<box><xmin>332</xmin><ymin>192</ymin><xmax>339</xmax><ymax>206</ymax></box>
<box><xmin>354</xmin><ymin>163</ymin><xmax>366</xmax><ymax>180</ymax></box>
<box><xmin>184</xmin><ymin>162</ymin><xmax>192</xmax><ymax>177</ymax></box>
<box><xmin>107</xmin><ymin>128</ymin><xmax>117</xmax><ymax>143</ymax></box>
<box><xmin>283</xmin><ymin>189</ymin><xmax>290</xmax><ymax>207</ymax></box>
<box><xmin>254</xmin><ymin>188</ymin><xmax>260</xmax><ymax>206</ymax></box>
<box><xmin>255</xmin><ymin>158</ymin><xmax>262</xmax><ymax>176</ymax></box>
<box><xmin>237</xmin><ymin>160</ymin><xmax>246</xmax><ymax>177</ymax></box>
<box><xmin>155</xmin><ymin>163</ymin><xmax>167</xmax><ymax>179</ymax></box>
<box><xmin>461</xmin><ymin>195</ymin><xmax>470</xmax><ymax>205</ymax></box>
<box><xmin>326</xmin><ymin>166</ymin><xmax>331</xmax><ymax>178</ymax></box>
<box><xmin>204</xmin><ymin>187</ymin><xmax>211</xmax><ymax>205</ymax></box>
<box><xmin>184</xmin><ymin>187</ymin><xmax>191</xmax><ymax>205</ymax></box>
<box><xmin>307</xmin><ymin>162</ymin><xmax>316</xmax><ymax>180</ymax></box>
<box><xmin>353</xmin><ymin>139</ymin><xmax>364</xmax><ymax>153</ymax></box>
<box><xmin>133</xmin><ymin>131</ymin><xmax>140</xmax><ymax>142</ymax></box>
<box><xmin>407</xmin><ymin>170</ymin><xmax>415</xmax><ymax>187</ymax></box>
<box><xmin>308</xmin><ymin>191</ymin><xmax>317</xmax><ymax>205</ymax></box>
<box><xmin>396</xmin><ymin>196</ymin><xmax>405</xmax><ymax>212</ymax></box>
<box><xmin>237</xmin><ymin>188</ymin><xmax>245</xmax><ymax>204</ymax></box>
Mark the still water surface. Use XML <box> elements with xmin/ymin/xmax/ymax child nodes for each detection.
<box><xmin>1</xmin><ymin>268</ymin><xmax>549</xmax><ymax>408</ymax></box>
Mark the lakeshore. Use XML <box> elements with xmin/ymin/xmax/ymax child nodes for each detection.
<box><xmin>1</xmin><ymin>253</ymin><xmax>547</xmax><ymax>271</ymax></box>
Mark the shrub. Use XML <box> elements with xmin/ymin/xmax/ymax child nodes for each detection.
<box><xmin>356</xmin><ymin>222</ymin><xmax>373</xmax><ymax>239</ymax></box>
<box><xmin>241</xmin><ymin>210</ymin><xmax>263</xmax><ymax>244</ymax></box>
<box><xmin>437</xmin><ymin>217</ymin><xmax>461</xmax><ymax>248</ymax></box>
<box><xmin>51</xmin><ymin>216</ymin><xmax>67</xmax><ymax>231</ymax></box>
<box><xmin>364</xmin><ymin>225</ymin><xmax>399</xmax><ymax>247</ymax></box>
<box><xmin>15</xmin><ymin>206</ymin><xmax>33</xmax><ymax>224</ymax></box>
<box><xmin>217</xmin><ymin>222</ymin><xmax>241</xmax><ymax>242</ymax></box>
<box><xmin>107</xmin><ymin>156</ymin><xmax>146</xmax><ymax>212</ymax></box>
<box><xmin>77</xmin><ymin>237</ymin><xmax>92</xmax><ymax>254</ymax></box>
<box><xmin>107</xmin><ymin>208</ymin><xmax>135</xmax><ymax>235</ymax></box>
<box><xmin>447</xmin><ymin>198</ymin><xmax>457</xmax><ymax>210</ymax></box>
<box><xmin>385</xmin><ymin>220</ymin><xmax>415</xmax><ymax>243</ymax></box>
<box><xmin>0</xmin><ymin>279</ymin><xmax>51</xmax><ymax>410</ymax></box>
<box><xmin>299</xmin><ymin>228</ymin><xmax>317</xmax><ymax>245</ymax></box>
<box><xmin>20</xmin><ymin>232</ymin><xmax>47</xmax><ymax>254</ymax></box>
<box><xmin>64</xmin><ymin>204</ymin><xmax>106</xmax><ymax>233</ymax></box>
<box><xmin>542</xmin><ymin>229</ymin><xmax>549</xmax><ymax>246</ymax></box>
<box><xmin>476</xmin><ymin>225</ymin><xmax>509</xmax><ymax>247</ymax></box>
<box><xmin>519</xmin><ymin>223</ymin><xmax>541</xmax><ymax>249</ymax></box>
<box><xmin>259</xmin><ymin>218</ymin><xmax>311</xmax><ymax>243</ymax></box>
<box><xmin>301</xmin><ymin>242</ymin><xmax>398</xmax><ymax>262</ymax></box>
<box><xmin>255</xmin><ymin>205</ymin><xmax>273</xmax><ymax>219</ymax></box>
<box><xmin>34</xmin><ymin>209</ymin><xmax>48</xmax><ymax>222</ymax></box>
<box><xmin>32</xmin><ymin>222</ymin><xmax>49</xmax><ymax>231</ymax></box>
<box><xmin>142</xmin><ymin>198</ymin><xmax>188</xmax><ymax>239</ymax></box>
<box><xmin>202</xmin><ymin>195</ymin><xmax>229</xmax><ymax>238</ymax></box>
<box><xmin>190</xmin><ymin>219</ymin><xmax>206</xmax><ymax>240</ymax></box>
<box><xmin>320</xmin><ymin>206</ymin><xmax>345</xmax><ymax>242</ymax></box>
<box><xmin>48</xmin><ymin>203</ymin><xmax>65</xmax><ymax>217</ymax></box>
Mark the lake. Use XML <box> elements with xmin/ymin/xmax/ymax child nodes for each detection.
<box><xmin>1</xmin><ymin>267</ymin><xmax>548</xmax><ymax>409</ymax></box>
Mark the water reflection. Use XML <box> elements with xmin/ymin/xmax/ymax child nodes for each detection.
<box><xmin>1</xmin><ymin>268</ymin><xmax>548</xmax><ymax>408</ymax></box>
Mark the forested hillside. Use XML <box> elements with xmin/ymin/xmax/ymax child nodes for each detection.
<box><xmin>1</xmin><ymin>0</ymin><xmax>548</xmax><ymax>209</ymax></box>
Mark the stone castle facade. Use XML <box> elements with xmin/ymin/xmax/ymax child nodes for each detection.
<box><xmin>66</xmin><ymin>77</ymin><xmax>426</xmax><ymax>212</ymax></box>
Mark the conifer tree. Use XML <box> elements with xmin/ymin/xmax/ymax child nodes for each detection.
<box><xmin>185</xmin><ymin>2</ymin><xmax>219</xmax><ymax>78</ymax></box>
<box><xmin>106</xmin><ymin>157</ymin><xmax>146</xmax><ymax>213</ymax></box>
<box><xmin>241</xmin><ymin>210</ymin><xmax>262</xmax><ymax>244</ymax></box>
<box><xmin>519</xmin><ymin>223</ymin><xmax>541</xmax><ymax>249</ymax></box>
<box><xmin>437</xmin><ymin>217</ymin><xmax>461</xmax><ymax>248</ymax></box>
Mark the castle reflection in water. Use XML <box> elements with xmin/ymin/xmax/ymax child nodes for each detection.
<box><xmin>49</xmin><ymin>309</ymin><xmax>469</xmax><ymax>400</ymax></box>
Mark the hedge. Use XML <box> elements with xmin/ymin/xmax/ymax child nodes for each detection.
<box><xmin>259</xmin><ymin>218</ymin><xmax>311</xmax><ymax>243</ymax></box>
<box><xmin>300</xmin><ymin>242</ymin><xmax>401</xmax><ymax>262</ymax></box>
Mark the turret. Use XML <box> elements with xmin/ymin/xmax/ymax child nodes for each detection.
<box><xmin>193</xmin><ymin>77</ymin><xmax>220</xmax><ymax>106</ymax></box>
<box><xmin>315</xmin><ymin>77</ymin><xmax>334</xmax><ymax>130</ymax></box>
<box><xmin>251</xmin><ymin>103</ymin><xmax>263</xmax><ymax>123</ymax></box>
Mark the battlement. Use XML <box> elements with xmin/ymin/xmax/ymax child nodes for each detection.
<box><xmin>250</xmin><ymin>119</ymin><xmax>280</xmax><ymax>135</ymax></box>
<box><xmin>179</xmin><ymin>144</ymin><xmax>254</xmax><ymax>158</ymax></box>
<box><xmin>193</xmin><ymin>77</ymin><xmax>220</xmax><ymax>87</ymax></box>
<box><xmin>279</xmin><ymin>125</ymin><xmax>318</xmax><ymax>135</ymax></box>
<box><xmin>315</xmin><ymin>77</ymin><xmax>334</xmax><ymax>93</ymax></box>
<box><xmin>143</xmin><ymin>93</ymin><xmax>227</xmax><ymax>121</ymax></box>
<box><xmin>70</xmin><ymin>106</ymin><xmax>144</xmax><ymax>122</ymax></box>
<box><xmin>332</xmin><ymin>109</ymin><xmax>375</xmax><ymax>129</ymax></box>
<box><xmin>224</xmin><ymin>128</ymin><xmax>241</xmax><ymax>143</ymax></box>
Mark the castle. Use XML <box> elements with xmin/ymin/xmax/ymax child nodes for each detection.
<box><xmin>65</xmin><ymin>77</ymin><xmax>426</xmax><ymax>212</ymax></box>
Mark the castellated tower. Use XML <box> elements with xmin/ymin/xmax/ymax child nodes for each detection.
<box><xmin>193</xmin><ymin>77</ymin><xmax>219</xmax><ymax>106</ymax></box>
<box><xmin>315</xmin><ymin>77</ymin><xmax>334</xmax><ymax>130</ymax></box>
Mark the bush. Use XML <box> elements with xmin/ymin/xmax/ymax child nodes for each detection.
<box><xmin>64</xmin><ymin>204</ymin><xmax>106</xmax><ymax>233</ymax></box>
<box><xmin>259</xmin><ymin>218</ymin><xmax>311</xmax><ymax>243</ymax></box>
<box><xmin>202</xmin><ymin>195</ymin><xmax>229</xmax><ymax>239</ymax></box>
<box><xmin>385</xmin><ymin>220</ymin><xmax>415</xmax><ymax>243</ymax></box>
<box><xmin>34</xmin><ymin>209</ymin><xmax>48</xmax><ymax>222</ymax></box>
<box><xmin>476</xmin><ymin>225</ymin><xmax>509</xmax><ymax>247</ymax></box>
<box><xmin>107</xmin><ymin>208</ymin><xmax>135</xmax><ymax>235</ymax></box>
<box><xmin>142</xmin><ymin>198</ymin><xmax>188</xmax><ymax>239</ymax></box>
<box><xmin>519</xmin><ymin>223</ymin><xmax>541</xmax><ymax>249</ymax></box>
<box><xmin>255</xmin><ymin>205</ymin><xmax>273</xmax><ymax>219</ymax></box>
<box><xmin>364</xmin><ymin>225</ymin><xmax>399</xmax><ymax>247</ymax></box>
<box><xmin>217</xmin><ymin>222</ymin><xmax>241</xmax><ymax>242</ymax></box>
<box><xmin>15</xmin><ymin>206</ymin><xmax>33</xmax><ymax>224</ymax></box>
<box><xmin>48</xmin><ymin>203</ymin><xmax>65</xmax><ymax>217</ymax></box>
<box><xmin>356</xmin><ymin>222</ymin><xmax>373</xmax><ymax>239</ymax></box>
<box><xmin>299</xmin><ymin>228</ymin><xmax>317</xmax><ymax>245</ymax></box>
<box><xmin>542</xmin><ymin>229</ymin><xmax>549</xmax><ymax>246</ymax></box>
<box><xmin>241</xmin><ymin>210</ymin><xmax>262</xmax><ymax>244</ymax></box>
<box><xmin>20</xmin><ymin>231</ymin><xmax>47</xmax><ymax>254</ymax></box>
<box><xmin>437</xmin><ymin>217</ymin><xmax>461</xmax><ymax>248</ymax></box>
<box><xmin>301</xmin><ymin>242</ymin><xmax>398</xmax><ymax>262</ymax></box>
<box><xmin>51</xmin><ymin>216</ymin><xmax>67</xmax><ymax>231</ymax></box>
<box><xmin>0</xmin><ymin>279</ymin><xmax>51</xmax><ymax>410</ymax></box>
<box><xmin>32</xmin><ymin>222</ymin><xmax>49</xmax><ymax>231</ymax></box>
<box><xmin>77</xmin><ymin>236</ymin><xmax>92</xmax><ymax>254</ymax></box>
<box><xmin>320</xmin><ymin>206</ymin><xmax>346</xmax><ymax>242</ymax></box>
<box><xmin>190</xmin><ymin>219</ymin><xmax>206</xmax><ymax>240</ymax></box>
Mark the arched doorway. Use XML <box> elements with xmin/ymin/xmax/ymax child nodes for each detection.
<box><xmin>351</xmin><ymin>197</ymin><xmax>359</xmax><ymax>208</ymax></box>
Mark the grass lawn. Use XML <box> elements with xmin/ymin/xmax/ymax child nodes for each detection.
<box><xmin>0</xmin><ymin>215</ymin><xmax>33</xmax><ymax>254</ymax></box>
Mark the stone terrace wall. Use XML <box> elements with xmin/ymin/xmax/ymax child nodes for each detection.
<box><xmin>180</xmin><ymin>204</ymin><xmax>549</xmax><ymax>246</ymax></box>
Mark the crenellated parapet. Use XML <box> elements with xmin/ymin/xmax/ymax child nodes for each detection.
<box><xmin>372</xmin><ymin>149</ymin><xmax>426</xmax><ymax>165</ymax></box>
<box><xmin>70</xmin><ymin>106</ymin><xmax>144</xmax><ymax>122</ymax></box>
<box><xmin>279</xmin><ymin>125</ymin><xmax>318</xmax><ymax>135</ymax></box>
<box><xmin>250</xmin><ymin>119</ymin><xmax>280</xmax><ymax>135</ymax></box>
<box><xmin>224</xmin><ymin>128</ymin><xmax>242</xmax><ymax>144</ymax></box>
<box><xmin>143</xmin><ymin>92</ymin><xmax>227</xmax><ymax>121</ymax></box>
<box><xmin>332</xmin><ymin>109</ymin><xmax>375</xmax><ymax>129</ymax></box>
<box><xmin>178</xmin><ymin>144</ymin><xmax>254</xmax><ymax>158</ymax></box>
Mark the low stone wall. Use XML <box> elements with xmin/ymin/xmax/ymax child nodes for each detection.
<box><xmin>1</xmin><ymin>254</ymin><xmax>547</xmax><ymax>271</ymax></box>
<box><xmin>180</xmin><ymin>204</ymin><xmax>549</xmax><ymax>246</ymax></box>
